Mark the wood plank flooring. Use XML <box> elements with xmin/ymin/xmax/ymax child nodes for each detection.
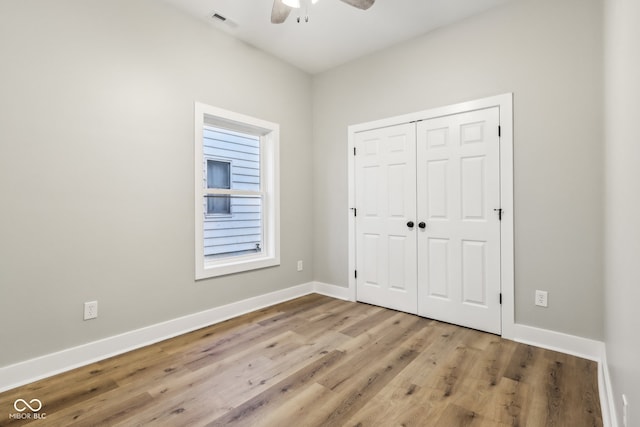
<box><xmin>0</xmin><ymin>294</ymin><xmax>602</xmax><ymax>426</ymax></box>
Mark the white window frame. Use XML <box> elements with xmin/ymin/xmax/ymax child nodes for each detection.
<box><xmin>195</xmin><ymin>102</ymin><xmax>280</xmax><ymax>279</ymax></box>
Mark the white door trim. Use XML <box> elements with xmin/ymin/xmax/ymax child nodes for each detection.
<box><xmin>347</xmin><ymin>93</ymin><xmax>515</xmax><ymax>339</ymax></box>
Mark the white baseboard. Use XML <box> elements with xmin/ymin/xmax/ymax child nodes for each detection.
<box><xmin>598</xmin><ymin>347</ymin><xmax>619</xmax><ymax>427</ymax></box>
<box><xmin>312</xmin><ymin>281</ymin><xmax>351</xmax><ymax>300</ymax></box>
<box><xmin>0</xmin><ymin>282</ymin><xmax>315</xmax><ymax>393</ymax></box>
<box><xmin>512</xmin><ymin>323</ymin><xmax>603</xmax><ymax>361</ymax></box>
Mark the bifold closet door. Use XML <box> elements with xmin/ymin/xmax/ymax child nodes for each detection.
<box><xmin>416</xmin><ymin>107</ymin><xmax>501</xmax><ymax>334</ymax></box>
<box><xmin>354</xmin><ymin>123</ymin><xmax>418</xmax><ymax>314</ymax></box>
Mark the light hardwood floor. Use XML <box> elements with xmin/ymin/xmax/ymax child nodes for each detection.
<box><xmin>0</xmin><ymin>294</ymin><xmax>602</xmax><ymax>426</ymax></box>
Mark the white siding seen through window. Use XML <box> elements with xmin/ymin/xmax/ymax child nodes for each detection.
<box><xmin>204</xmin><ymin>129</ymin><xmax>261</xmax><ymax>256</ymax></box>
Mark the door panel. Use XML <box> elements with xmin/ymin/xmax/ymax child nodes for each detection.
<box><xmin>427</xmin><ymin>237</ymin><xmax>449</xmax><ymax>298</ymax></box>
<box><xmin>461</xmin><ymin>156</ymin><xmax>486</xmax><ymax>220</ymax></box>
<box><xmin>355</xmin><ymin>123</ymin><xmax>417</xmax><ymax>314</ymax></box>
<box><xmin>461</xmin><ymin>239</ymin><xmax>487</xmax><ymax>305</ymax></box>
<box><xmin>417</xmin><ymin>107</ymin><xmax>501</xmax><ymax>334</ymax></box>
<box><xmin>426</xmin><ymin>160</ymin><xmax>448</xmax><ymax>219</ymax></box>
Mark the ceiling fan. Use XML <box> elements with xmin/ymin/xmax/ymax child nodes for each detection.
<box><xmin>271</xmin><ymin>0</ymin><xmax>375</xmax><ymax>24</ymax></box>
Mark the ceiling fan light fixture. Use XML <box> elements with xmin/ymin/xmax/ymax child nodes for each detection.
<box><xmin>271</xmin><ymin>0</ymin><xmax>374</xmax><ymax>24</ymax></box>
<box><xmin>282</xmin><ymin>0</ymin><xmax>301</xmax><ymax>8</ymax></box>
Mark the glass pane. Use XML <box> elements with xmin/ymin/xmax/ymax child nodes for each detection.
<box><xmin>203</xmin><ymin>127</ymin><xmax>260</xmax><ymax>191</ymax></box>
<box><xmin>207</xmin><ymin>160</ymin><xmax>230</xmax><ymax>189</ymax></box>
<box><xmin>206</xmin><ymin>194</ymin><xmax>231</xmax><ymax>215</ymax></box>
<box><xmin>204</xmin><ymin>195</ymin><xmax>263</xmax><ymax>260</ymax></box>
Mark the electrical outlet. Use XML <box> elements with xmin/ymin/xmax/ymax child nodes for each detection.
<box><xmin>623</xmin><ymin>394</ymin><xmax>629</xmax><ymax>427</ymax></box>
<box><xmin>535</xmin><ymin>290</ymin><xmax>548</xmax><ymax>307</ymax></box>
<box><xmin>297</xmin><ymin>260</ymin><xmax>303</xmax><ymax>271</ymax></box>
<box><xmin>84</xmin><ymin>301</ymin><xmax>98</xmax><ymax>320</ymax></box>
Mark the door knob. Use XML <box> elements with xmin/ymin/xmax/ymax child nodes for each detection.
<box><xmin>418</xmin><ymin>222</ymin><xmax>426</xmax><ymax>229</ymax></box>
<box><xmin>407</xmin><ymin>221</ymin><xmax>414</xmax><ymax>228</ymax></box>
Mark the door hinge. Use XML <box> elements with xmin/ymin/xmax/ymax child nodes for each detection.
<box><xmin>351</xmin><ymin>208</ymin><xmax>357</xmax><ymax>217</ymax></box>
<box><xmin>494</xmin><ymin>208</ymin><xmax>503</xmax><ymax>221</ymax></box>
<box><xmin>353</xmin><ymin>147</ymin><xmax>356</xmax><ymax>156</ymax></box>
<box><xmin>498</xmin><ymin>125</ymin><xmax>501</xmax><ymax>137</ymax></box>
<box><xmin>354</xmin><ymin>270</ymin><xmax>358</xmax><ymax>279</ymax></box>
<box><xmin>499</xmin><ymin>293</ymin><xmax>502</xmax><ymax>304</ymax></box>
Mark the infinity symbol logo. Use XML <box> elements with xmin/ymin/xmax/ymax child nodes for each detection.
<box><xmin>13</xmin><ymin>399</ymin><xmax>42</xmax><ymax>412</ymax></box>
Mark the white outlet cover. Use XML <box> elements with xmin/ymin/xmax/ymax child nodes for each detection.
<box><xmin>84</xmin><ymin>301</ymin><xmax>98</xmax><ymax>320</ymax></box>
<box><xmin>535</xmin><ymin>290</ymin><xmax>548</xmax><ymax>307</ymax></box>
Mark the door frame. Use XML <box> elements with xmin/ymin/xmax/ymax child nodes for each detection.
<box><xmin>347</xmin><ymin>93</ymin><xmax>515</xmax><ymax>339</ymax></box>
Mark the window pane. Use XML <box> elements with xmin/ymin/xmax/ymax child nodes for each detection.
<box><xmin>206</xmin><ymin>194</ymin><xmax>231</xmax><ymax>215</ymax></box>
<box><xmin>207</xmin><ymin>160</ymin><xmax>230</xmax><ymax>189</ymax></box>
<box><xmin>204</xmin><ymin>195</ymin><xmax>263</xmax><ymax>260</ymax></box>
<box><xmin>203</xmin><ymin>127</ymin><xmax>260</xmax><ymax>191</ymax></box>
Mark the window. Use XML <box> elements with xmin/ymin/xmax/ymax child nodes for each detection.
<box><xmin>206</xmin><ymin>159</ymin><xmax>231</xmax><ymax>215</ymax></box>
<box><xmin>195</xmin><ymin>102</ymin><xmax>280</xmax><ymax>279</ymax></box>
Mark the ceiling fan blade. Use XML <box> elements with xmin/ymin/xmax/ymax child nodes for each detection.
<box><xmin>271</xmin><ymin>0</ymin><xmax>293</xmax><ymax>24</ymax></box>
<box><xmin>339</xmin><ymin>0</ymin><xmax>375</xmax><ymax>10</ymax></box>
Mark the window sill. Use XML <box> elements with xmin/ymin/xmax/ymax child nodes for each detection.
<box><xmin>196</xmin><ymin>253</ymin><xmax>280</xmax><ymax>280</ymax></box>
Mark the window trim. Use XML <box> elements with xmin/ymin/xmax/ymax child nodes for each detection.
<box><xmin>195</xmin><ymin>102</ymin><xmax>280</xmax><ymax>280</ymax></box>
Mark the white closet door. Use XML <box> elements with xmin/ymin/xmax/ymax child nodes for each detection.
<box><xmin>416</xmin><ymin>107</ymin><xmax>501</xmax><ymax>334</ymax></box>
<box><xmin>355</xmin><ymin>123</ymin><xmax>418</xmax><ymax>314</ymax></box>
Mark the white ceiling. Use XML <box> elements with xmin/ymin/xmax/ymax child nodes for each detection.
<box><xmin>163</xmin><ymin>0</ymin><xmax>511</xmax><ymax>74</ymax></box>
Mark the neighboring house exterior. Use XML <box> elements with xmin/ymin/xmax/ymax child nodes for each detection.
<box><xmin>203</xmin><ymin>126</ymin><xmax>262</xmax><ymax>258</ymax></box>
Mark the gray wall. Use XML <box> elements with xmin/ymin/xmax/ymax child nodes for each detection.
<box><xmin>312</xmin><ymin>0</ymin><xmax>604</xmax><ymax>339</ymax></box>
<box><xmin>0</xmin><ymin>0</ymin><xmax>314</xmax><ymax>367</ymax></box>
<box><xmin>604</xmin><ymin>0</ymin><xmax>640</xmax><ymax>421</ymax></box>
